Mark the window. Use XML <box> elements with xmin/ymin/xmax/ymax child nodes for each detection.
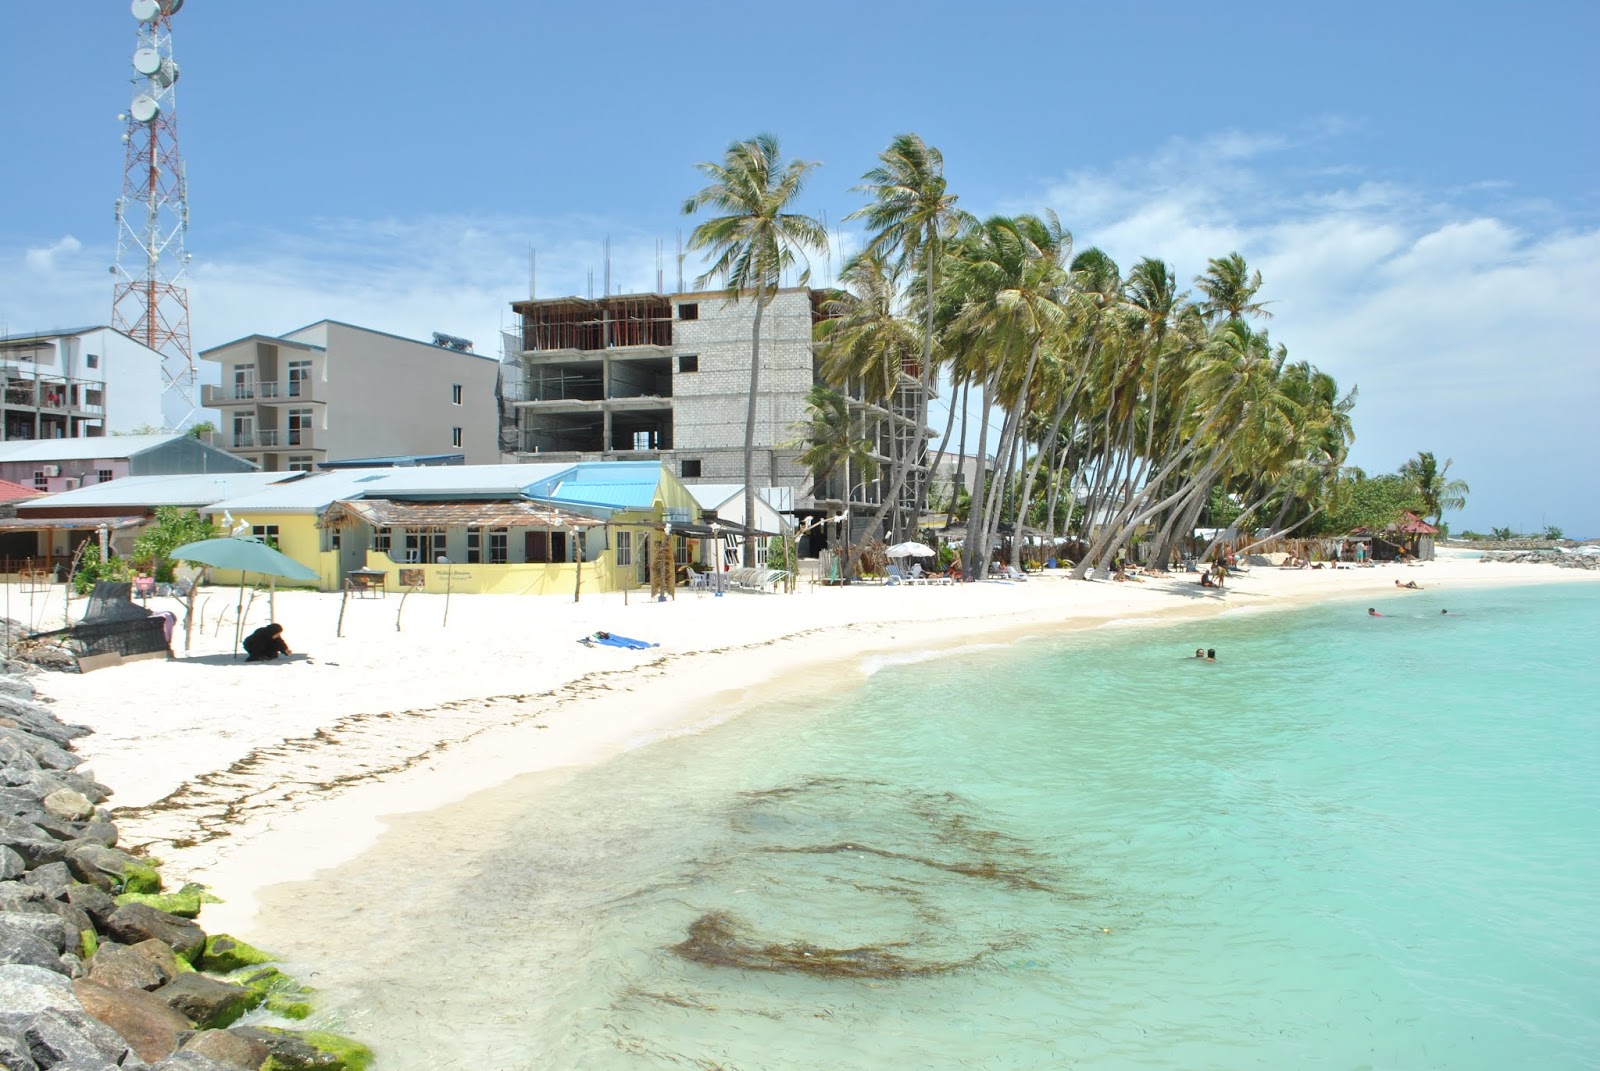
<box><xmin>466</xmin><ymin>527</ymin><xmax>481</xmax><ymax>564</ymax></box>
<box><xmin>614</xmin><ymin>530</ymin><xmax>632</xmax><ymax>567</ymax></box>
<box><xmin>675</xmin><ymin>535</ymin><xmax>690</xmax><ymax>566</ymax></box>
<box><xmin>677</xmin><ymin>353</ymin><xmax>699</xmax><ymax>374</ymax></box>
<box><xmin>288</xmin><ymin>409</ymin><xmax>313</xmax><ymax>446</ymax></box>
<box><xmin>451</xmin><ymin>384</ymin><xmax>462</xmax><ymax>405</ymax></box>
<box><xmin>287</xmin><ymin>455</ymin><xmax>313</xmax><ymax>472</ymax></box>
<box><xmin>251</xmin><ymin>525</ymin><xmax>281</xmax><ymax>547</ymax></box>
<box><xmin>33</xmin><ymin>470</ymin><xmax>47</xmax><ymax>490</ymax></box>
<box><xmin>288</xmin><ymin>360</ymin><xmax>312</xmax><ymax>397</ymax></box>
<box><xmin>233</xmin><ymin>365</ymin><xmax>256</xmax><ymax>400</ymax></box>
<box><xmin>374</xmin><ymin>527</ymin><xmax>392</xmax><ymax>556</ymax></box>
<box><xmin>680</xmin><ymin>459</ymin><xmax>702</xmax><ymax>479</ymax></box>
<box><xmin>86</xmin><ymin>354</ymin><xmax>99</xmax><ymax>369</ymax></box>
<box><xmin>97</xmin><ymin>469</ymin><xmax>113</xmax><ymax>484</ymax></box>
<box><xmin>404</xmin><ymin>528</ymin><xmax>445</xmax><ymax>564</ymax></box>
<box><xmin>451</xmin><ymin>427</ymin><xmax>462</xmax><ymax>448</ymax></box>
<box><xmin>678</xmin><ymin>302</ymin><xmax>699</xmax><ymax>321</ymax></box>
<box><xmin>487</xmin><ymin>528</ymin><xmax>508</xmax><ymax>564</ymax></box>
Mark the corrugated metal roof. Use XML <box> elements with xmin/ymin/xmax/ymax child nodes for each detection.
<box><xmin>209</xmin><ymin>463</ymin><xmax>577</xmax><ymax>514</ymax></box>
<box><xmin>687</xmin><ymin>484</ymin><xmax>741</xmax><ymax>510</ymax></box>
<box><xmin>0</xmin><ymin>435</ymin><xmax>189</xmax><ymax>463</ymax></box>
<box><xmin>322</xmin><ymin>498</ymin><xmax>605</xmax><ymax>530</ymax></box>
<box><xmin>17</xmin><ymin>471</ymin><xmax>298</xmax><ymax>510</ymax></box>
<box><xmin>0</xmin><ymin>515</ymin><xmax>145</xmax><ymax>532</ymax></box>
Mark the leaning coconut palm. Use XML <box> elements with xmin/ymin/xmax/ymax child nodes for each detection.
<box><xmin>684</xmin><ymin>133</ymin><xmax>828</xmax><ymax>564</ymax></box>
<box><xmin>849</xmin><ymin>134</ymin><xmax>970</xmax><ymax>525</ymax></box>
<box><xmin>813</xmin><ymin>251</ymin><xmax>921</xmax><ymax>561</ymax></box>
<box><xmin>1398</xmin><ymin>451</ymin><xmax>1469</xmax><ymax>529</ymax></box>
<box><xmin>942</xmin><ymin>214</ymin><xmax>1073</xmax><ymax>578</ymax></box>
<box><xmin>1195</xmin><ymin>251</ymin><xmax>1272</xmax><ymax>324</ymax></box>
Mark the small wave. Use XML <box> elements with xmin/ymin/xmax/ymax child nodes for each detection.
<box><xmin>860</xmin><ymin>642</ymin><xmax>1011</xmax><ymax>676</ymax></box>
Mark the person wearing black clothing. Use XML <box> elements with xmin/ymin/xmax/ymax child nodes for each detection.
<box><xmin>243</xmin><ymin>623</ymin><xmax>290</xmax><ymax>662</ymax></box>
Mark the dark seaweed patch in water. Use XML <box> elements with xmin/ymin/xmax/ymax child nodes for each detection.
<box><xmin>670</xmin><ymin>911</ymin><xmax>1004</xmax><ymax>979</ymax></box>
<box><xmin>761</xmin><ymin>841</ymin><xmax>1056</xmax><ymax>893</ymax></box>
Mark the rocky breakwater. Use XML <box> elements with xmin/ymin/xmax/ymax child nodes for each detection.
<box><xmin>1480</xmin><ymin>546</ymin><xmax>1600</xmax><ymax>570</ymax></box>
<box><xmin>0</xmin><ymin>660</ymin><xmax>373</xmax><ymax>1070</ymax></box>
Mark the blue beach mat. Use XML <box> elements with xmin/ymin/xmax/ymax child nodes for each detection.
<box><xmin>580</xmin><ymin>632</ymin><xmax>659</xmax><ymax>650</ymax></box>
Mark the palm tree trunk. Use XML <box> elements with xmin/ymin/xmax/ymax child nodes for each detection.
<box><xmin>947</xmin><ymin>379</ymin><xmax>971</xmax><ymax>528</ymax></box>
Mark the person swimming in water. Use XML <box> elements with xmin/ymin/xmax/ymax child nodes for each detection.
<box><xmin>1367</xmin><ymin>607</ymin><xmax>1382</xmax><ymax>617</ymax></box>
<box><xmin>1206</xmin><ymin>648</ymin><xmax>1216</xmax><ymax>662</ymax></box>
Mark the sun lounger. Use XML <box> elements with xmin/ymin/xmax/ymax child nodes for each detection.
<box><xmin>580</xmin><ymin>632</ymin><xmax>658</xmax><ymax>649</ymax></box>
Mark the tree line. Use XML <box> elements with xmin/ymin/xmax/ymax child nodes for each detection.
<box><xmin>684</xmin><ymin>133</ymin><xmax>1466</xmax><ymax>577</ymax></box>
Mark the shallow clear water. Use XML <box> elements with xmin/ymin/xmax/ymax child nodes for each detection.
<box><xmin>261</xmin><ymin>584</ymin><xmax>1600</xmax><ymax>1070</ymax></box>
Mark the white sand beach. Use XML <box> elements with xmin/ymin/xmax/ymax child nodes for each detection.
<box><xmin>19</xmin><ymin>554</ymin><xmax>1597</xmax><ymax>937</ymax></box>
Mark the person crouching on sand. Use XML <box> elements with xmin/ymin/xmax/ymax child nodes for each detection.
<box><xmin>243</xmin><ymin>622</ymin><xmax>291</xmax><ymax>662</ymax></box>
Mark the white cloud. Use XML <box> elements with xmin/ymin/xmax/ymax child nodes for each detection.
<box><xmin>23</xmin><ymin>235</ymin><xmax>83</xmax><ymax>274</ymax></box>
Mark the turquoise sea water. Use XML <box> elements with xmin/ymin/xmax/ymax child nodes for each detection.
<box><xmin>267</xmin><ymin>583</ymin><xmax>1599</xmax><ymax>1070</ymax></box>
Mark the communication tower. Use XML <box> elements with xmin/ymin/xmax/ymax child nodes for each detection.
<box><xmin>112</xmin><ymin>0</ymin><xmax>194</xmax><ymax>423</ymax></box>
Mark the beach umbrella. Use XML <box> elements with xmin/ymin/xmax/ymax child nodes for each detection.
<box><xmin>169</xmin><ymin>537</ymin><xmax>318</xmax><ymax>657</ymax></box>
<box><xmin>886</xmin><ymin>541</ymin><xmax>936</xmax><ymax>558</ymax></box>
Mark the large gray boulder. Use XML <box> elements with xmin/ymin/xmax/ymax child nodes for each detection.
<box><xmin>17</xmin><ymin>1006</ymin><xmax>149</xmax><ymax>1069</ymax></box>
<box><xmin>0</xmin><ymin>911</ymin><xmax>72</xmax><ymax>955</ymax></box>
<box><xmin>0</xmin><ymin>961</ymin><xmax>80</xmax><ymax>1015</ymax></box>
<box><xmin>0</xmin><ymin>924</ymin><xmax>67</xmax><ymax>974</ymax></box>
<box><xmin>0</xmin><ymin>845</ymin><xmax>24</xmax><ymax>880</ymax></box>
<box><xmin>22</xmin><ymin>860</ymin><xmax>76</xmax><ymax>899</ymax></box>
<box><xmin>67</xmin><ymin>844</ymin><xmax>157</xmax><ymax>893</ymax></box>
<box><xmin>1</xmin><ymin>821</ymin><xmax>65</xmax><ymax>867</ymax></box>
<box><xmin>87</xmin><ymin>943</ymin><xmax>172</xmax><ymax>992</ymax></box>
<box><xmin>155</xmin><ymin>973</ymin><xmax>257</xmax><ymax>1030</ymax></box>
<box><xmin>74</xmin><ymin>977</ymin><xmax>193</xmax><ymax>1064</ymax></box>
<box><xmin>65</xmin><ymin>883</ymin><xmax>117</xmax><ymax>929</ymax></box>
<box><xmin>0</xmin><ymin>880</ymin><xmax>44</xmax><ymax>912</ymax></box>
<box><xmin>106</xmin><ymin>905</ymin><xmax>203</xmax><ymax>963</ymax></box>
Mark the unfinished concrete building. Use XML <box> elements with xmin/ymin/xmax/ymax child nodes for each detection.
<box><xmin>500</xmin><ymin>287</ymin><xmax>931</xmax><ymax>540</ymax></box>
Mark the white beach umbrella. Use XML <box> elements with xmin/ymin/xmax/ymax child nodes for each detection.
<box><xmin>886</xmin><ymin>541</ymin><xmax>936</xmax><ymax>558</ymax></box>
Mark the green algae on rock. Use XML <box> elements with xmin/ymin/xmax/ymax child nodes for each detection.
<box><xmin>201</xmin><ymin>932</ymin><xmax>274</xmax><ymax>972</ymax></box>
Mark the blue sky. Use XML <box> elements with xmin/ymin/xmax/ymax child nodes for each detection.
<box><xmin>6</xmin><ymin>1</ymin><xmax>1597</xmax><ymax>535</ymax></box>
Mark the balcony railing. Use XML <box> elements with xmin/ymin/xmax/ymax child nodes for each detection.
<box><xmin>203</xmin><ymin>379</ymin><xmax>320</xmax><ymax>405</ymax></box>
<box><xmin>221</xmin><ymin>427</ymin><xmax>319</xmax><ymax>451</ymax></box>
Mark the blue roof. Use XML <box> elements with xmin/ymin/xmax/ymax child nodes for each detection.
<box><xmin>537</xmin><ymin>463</ymin><xmax>662</xmax><ymax>510</ymax></box>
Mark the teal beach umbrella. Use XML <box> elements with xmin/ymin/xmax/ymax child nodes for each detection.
<box><xmin>169</xmin><ymin>537</ymin><xmax>318</xmax><ymax>655</ymax></box>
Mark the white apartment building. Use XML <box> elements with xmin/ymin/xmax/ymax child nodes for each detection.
<box><xmin>0</xmin><ymin>326</ymin><xmax>164</xmax><ymax>441</ymax></box>
<box><xmin>201</xmin><ymin>321</ymin><xmax>501</xmax><ymax>472</ymax></box>
<box><xmin>500</xmin><ymin>288</ymin><xmax>930</xmax><ymax>533</ymax></box>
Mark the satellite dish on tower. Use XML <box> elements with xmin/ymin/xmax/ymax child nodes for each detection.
<box><xmin>163</xmin><ymin>0</ymin><xmax>184</xmax><ymax>13</ymax></box>
<box><xmin>130</xmin><ymin>94</ymin><xmax>160</xmax><ymax>123</ymax></box>
<box><xmin>131</xmin><ymin>0</ymin><xmax>160</xmax><ymax>23</ymax></box>
<box><xmin>153</xmin><ymin>58</ymin><xmax>179</xmax><ymax>88</ymax></box>
<box><xmin>133</xmin><ymin>48</ymin><xmax>162</xmax><ymax>76</ymax></box>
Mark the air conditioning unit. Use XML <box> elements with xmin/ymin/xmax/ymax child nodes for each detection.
<box><xmin>41</xmin><ymin>465</ymin><xmax>60</xmax><ymax>477</ymax></box>
<box><xmin>63</xmin><ymin>478</ymin><xmax>81</xmax><ymax>491</ymax></box>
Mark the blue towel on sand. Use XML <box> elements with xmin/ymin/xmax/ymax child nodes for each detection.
<box><xmin>581</xmin><ymin>632</ymin><xmax>658</xmax><ymax>650</ymax></box>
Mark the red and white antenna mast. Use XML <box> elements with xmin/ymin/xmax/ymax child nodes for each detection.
<box><xmin>112</xmin><ymin>0</ymin><xmax>194</xmax><ymax>425</ymax></box>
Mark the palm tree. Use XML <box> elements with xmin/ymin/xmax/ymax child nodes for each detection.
<box><xmin>1195</xmin><ymin>252</ymin><xmax>1272</xmax><ymax>323</ymax></box>
<box><xmin>787</xmin><ymin>383</ymin><xmax>877</xmax><ymax>504</ymax></box>
<box><xmin>1399</xmin><ymin>451</ymin><xmax>1469</xmax><ymax>528</ymax></box>
<box><xmin>849</xmin><ymin>134</ymin><xmax>969</xmax><ymax>525</ymax></box>
<box><xmin>683</xmin><ymin>133</ymin><xmax>828</xmax><ymax>564</ymax></box>
<box><xmin>813</xmin><ymin>252</ymin><xmax>920</xmax><ymax>563</ymax></box>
